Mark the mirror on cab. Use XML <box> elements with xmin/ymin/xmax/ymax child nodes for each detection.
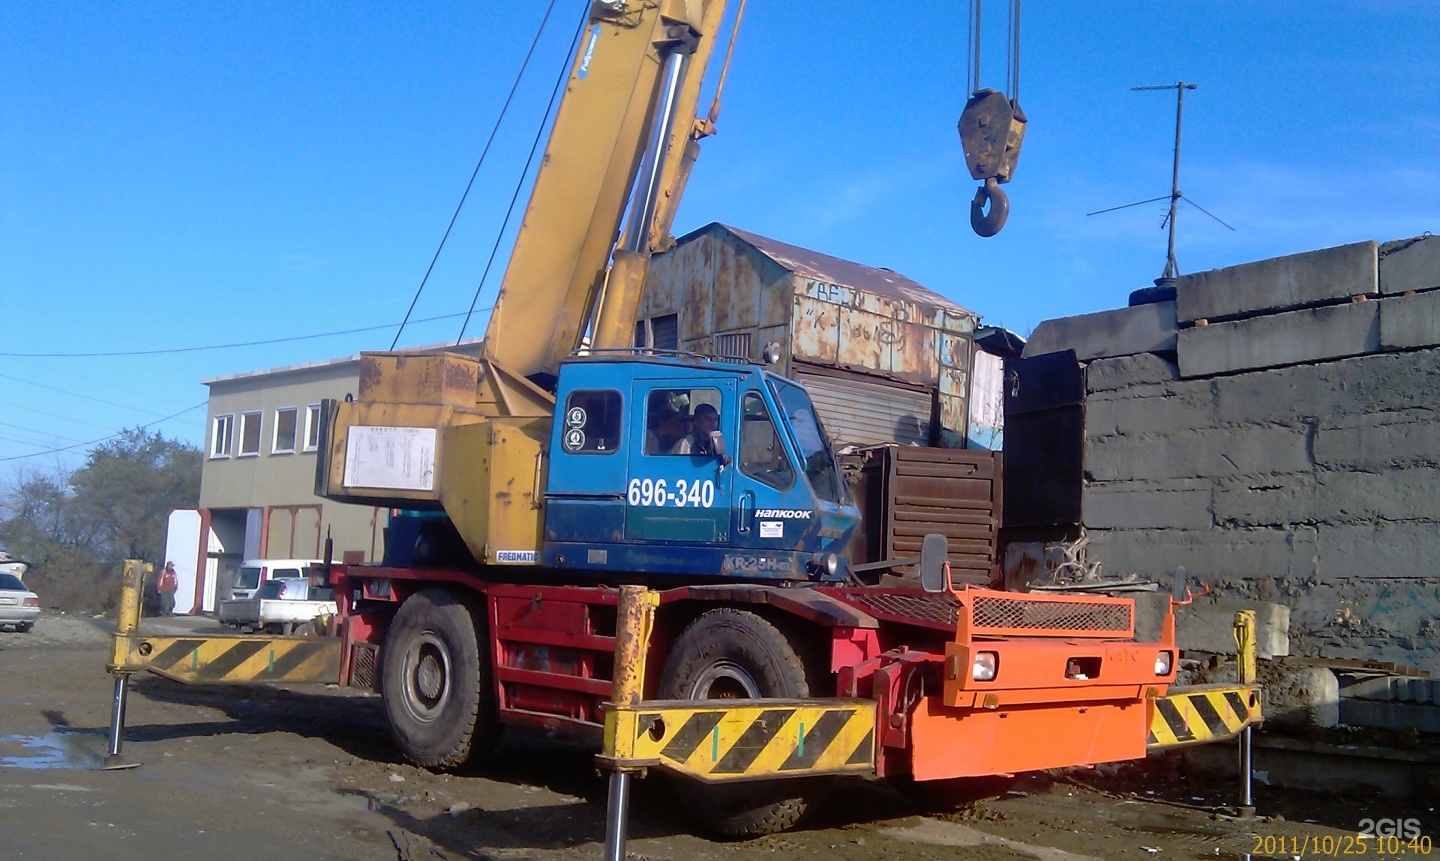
<box><xmin>708</xmin><ymin>430</ymin><xmax>730</xmax><ymax>464</ymax></box>
<box><xmin>918</xmin><ymin>533</ymin><xmax>950</xmax><ymax>593</ymax></box>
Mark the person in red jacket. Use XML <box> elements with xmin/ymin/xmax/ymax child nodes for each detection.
<box><xmin>157</xmin><ymin>561</ymin><xmax>178</xmax><ymax>616</ymax></box>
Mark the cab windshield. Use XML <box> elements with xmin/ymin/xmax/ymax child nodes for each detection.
<box><xmin>768</xmin><ymin>377</ymin><xmax>849</xmax><ymax>503</ymax></box>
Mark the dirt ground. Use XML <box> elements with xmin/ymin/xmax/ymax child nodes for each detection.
<box><xmin>2</xmin><ymin>615</ymin><xmax>1437</xmax><ymax>861</ymax></box>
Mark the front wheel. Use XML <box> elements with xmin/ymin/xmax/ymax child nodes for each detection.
<box><xmin>658</xmin><ymin>608</ymin><xmax>829</xmax><ymax>838</ymax></box>
<box><xmin>381</xmin><ymin>589</ymin><xmax>495</xmax><ymax>769</ymax></box>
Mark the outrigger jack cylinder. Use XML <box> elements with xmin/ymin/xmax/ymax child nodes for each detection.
<box><xmin>599</xmin><ymin>585</ymin><xmax>658</xmax><ymax>861</ymax></box>
<box><xmin>102</xmin><ymin>559</ymin><xmax>148</xmax><ymax>770</ymax></box>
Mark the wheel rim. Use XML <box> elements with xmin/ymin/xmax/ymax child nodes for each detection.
<box><xmin>402</xmin><ymin>632</ymin><xmax>451</xmax><ymax>722</ymax></box>
<box><xmin>688</xmin><ymin>659</ymin><xmax>762</xmax><ymax>699</ymax></box>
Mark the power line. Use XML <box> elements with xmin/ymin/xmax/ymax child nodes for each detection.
<box><xmin>0</xmin><ymin>372</ymin><xmax>162</xmax><ymax>415</ymax></box>
<box><xmin>0</xmin><ymin>308</ymin><xmax>490</xmax><ymax>359</ymax></box>
<box><xmin>458</xmin><ymin>0</ymin><xmax>589</xmax><ymax>344</ymax></box>
<box><xmin>0</xmin><ymin>401</ymin><xmax>208</xmax><ymax>463</ymax></box>
<box><xmin>392</xmin><ymin>0</ymin><xmax>564</xmax><ymax>350</ymax></box>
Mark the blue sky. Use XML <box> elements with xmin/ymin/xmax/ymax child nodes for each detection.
<box><xmin>2</xmin><ymin>1</ymin><xmax>1436</xmax><ymax>478</ymax></box>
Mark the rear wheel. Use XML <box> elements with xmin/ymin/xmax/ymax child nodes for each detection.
<box><xmin>658</xmin><ymin>608</ymin><xmax>829</xmax><ymax>838</ymax></box>
<box><xmin>381</xmin><ymin>589</ymin><xmax>495</xmax><ymax>769</ymax></box>
<box><xmin>15</xmin><ymin>622</ymin><xmax>33</xmax><ymax>633</ymax></box>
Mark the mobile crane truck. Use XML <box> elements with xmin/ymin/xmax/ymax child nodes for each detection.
<box><xmin>106</xmin><ymin>0</ymin><xmax>1261</xmax><ymax>838</ymax></box>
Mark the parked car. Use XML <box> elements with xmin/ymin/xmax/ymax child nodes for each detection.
<box><xmin>0</xmin><ymin>572</ymin><xmax>40</xmax><ymax>633</ymax></box>
<box><xmin>227</xmin><ymin>558</ymin><xmax>322</xmax><ymax>601</ymax></box>
<box><xmin>217</xmin><ymin>577</ymin><xmax>336</xmax><ymax>635</ymax></box>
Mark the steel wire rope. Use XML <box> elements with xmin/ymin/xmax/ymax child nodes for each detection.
<box><xmin>1009</xmin><ymin>0</ymin><xmax>1021</xmax><ymax>103</ymax></box>
<box><xmin>390</xmin><ymin>0</ymin><xmax>564</xmax><ymax>350</ymax></box>
<box><xmin>455</xmin><ymin>1</ymin><xmax>588</xmax><ymax>345</ymax></box>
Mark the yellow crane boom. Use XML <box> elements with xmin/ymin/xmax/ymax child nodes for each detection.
<box><xmin>482</xmin><ymin>0</ymin><xmax>730</xmax><ymax>414</ymax></box>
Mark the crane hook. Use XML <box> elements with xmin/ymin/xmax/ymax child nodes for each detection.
<box><xmin>970</xmin><ymin>177</ymin><xmax>1009</xmax><ymax>237</ymax></box>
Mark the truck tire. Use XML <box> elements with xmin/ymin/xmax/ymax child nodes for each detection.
<box><xmin>657</xmin><ymin>608</ymin><xmax>827</xmax><ymax>838</ymax></box>
<box><xmin>381</xmin><ymin>589</ymin><xmax>494</xmax><ymax>770</ymax></box>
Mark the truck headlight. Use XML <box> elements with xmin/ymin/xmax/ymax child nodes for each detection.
<box><xmin>1154</xmin><ymin>650</ymin><xmax>1174</xmax><ymax>675</ymax></box>
<box><xmin>972</xmin><ymin>651</ymin><xmax>998</xmax><ymax>681</ymax></box>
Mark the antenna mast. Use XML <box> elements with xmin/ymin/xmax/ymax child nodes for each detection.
<box><xmin>1087</xmin><ymin>81</ymin><xmax>1233</xmax><ymax>285</ymax></box>
<box><xmin>1134</xmin><ymin>82</ymin><xmax>1195</xmax><ymax>281</ymax></box>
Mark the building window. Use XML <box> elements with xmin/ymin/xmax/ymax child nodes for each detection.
<box><xmin>303</xmin><ymin>404</ymin><xmax>322</xmax><ymax>452</ymax></box>
<box><xmin>239</xmin><ymin>411</ymin><xmax>262</xmax><ymax>457</ymax></box>
<box><xmin>211</xmin><ymin>414</ymin><xmax>234</xmax><ymax>458</ymax></box>
<box><xmin>273</xmin><ymin>407</ymin><xmax>298</xmax><ymax>454</ymax></box>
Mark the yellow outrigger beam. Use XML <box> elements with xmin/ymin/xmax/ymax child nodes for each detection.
<box><xmin>102</xmin><ymin>559</ymin><xmax>342</xmax><ymax>767</ymax></box>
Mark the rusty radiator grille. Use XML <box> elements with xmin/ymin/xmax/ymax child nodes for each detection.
<box><xmin>350</xmin><ymin>643</ymin><xmax>379</xmax><ymax>691</ymax></box>
<box><xmin>970</xmin><ymin>593</ymin><xmax>1133</xmax><ymax>637</ymax></box>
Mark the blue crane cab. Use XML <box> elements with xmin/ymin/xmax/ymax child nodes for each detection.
<box><xmin>542</xmin><ymin>353</ymin><xmax>861</xmax><ymax>582</ymax></box>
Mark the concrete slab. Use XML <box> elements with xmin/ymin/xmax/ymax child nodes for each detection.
<box><xmin>1318</xmin><ymin>521</ymin><xmax>1440</xmax><ymax>581</ymax></box>
<box><xmin>1212</xmin><ymin>473</ymin><xmax>1318</xmax><ymax>527</ymax></box>
<box><xmin>1176</xmin><ymin>240</ymin><xmax>1378</xmax><ymax>323</ymax></box>
<box><xmin>1022</xmin><ymin>301</ymin><xmax>1177</xmax><ymax>361</ymax></box>
<box><xmin>1177</xmin><ymin>300</ymin><xmax>1380</xmax><ymax>378</ymax></box>
<box><xmin>1379</xmin><ymin>235</ymin><xmax>1440</xmax><ymax>295</ymax></box>
<box><xmin>1082</xmin><ymin>480</ymin><xmax>1212</xmax><ymax>530</ymax></box>
<box><xmin>1213</xmin><ymin>347</ymin><xmax>1440</xmax><ymax>424</ymax></box>
<box><xmin>1083</xmin><ymin>380</ymin><xmax>1215</xmax><ymax>437</ymax></box>
<box><xmin>1380</xmin><ymin>289</ymin><xmax>1440</xmax><ymax>349</ymax></box>
<box><xmin>1314</xmin><ymin>408</ymin><xmax>1440</xmax><ymax>470</ymax></box>
<box><xmin>1176</xmin><ymin>597</ymin><xmax>1290</xmax><ymax>659</ymax></box>
<box><xmin>1084</xmin><ymin>352</ymin><xmax>1180</xmax><ymax>393</ymax></box>
<box><xmin>1084</xmin><ymin>525</ymin><xmax>1318</xmax><ymax>584</ymax></box>
<box><xmin>1085</xmin><ymin>424</ymin><xmax>1311</xmax><ymax>482</ymax></box>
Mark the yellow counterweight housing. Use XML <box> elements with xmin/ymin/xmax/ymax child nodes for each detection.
<box><xmin>317</xmin><ymin>352</ymin><xmax>550</xmax><ymax>563</ymax></box>
<box><xmin>438</xmin><ymin>417</ymin><xmax>549</xmax><ymax>565</ymax></box>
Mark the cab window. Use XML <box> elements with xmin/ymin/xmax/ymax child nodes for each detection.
<box><xmin>644</xmin><ymin>387</ymin><xmax>722</xmax><ymax>456</ymax></box>
<box><xmin>560</xmin><ymin>390</ymin><xmax>623</xmax><ymax>454</ymax></box>
<box><xmin>739</xmin><ymin>392</ymin><xmax>794</xmax><ymax>489</ymax></box>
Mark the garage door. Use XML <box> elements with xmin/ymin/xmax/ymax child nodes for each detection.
<box><xmin>795</xmin><ymin>366</ymin><xmax>933</xmax><ymax>449</ymax></box>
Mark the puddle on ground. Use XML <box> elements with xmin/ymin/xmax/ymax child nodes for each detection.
<box><xmin>0</xmin><ymin>730</ymin><xmax>107</xmax><ymax>770</ymax></box>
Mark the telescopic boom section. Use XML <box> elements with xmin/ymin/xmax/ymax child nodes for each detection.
<box><xmin>483</xmin><ymin>0</ymin><xmax>727</xmax><ymax>394</ymax></box>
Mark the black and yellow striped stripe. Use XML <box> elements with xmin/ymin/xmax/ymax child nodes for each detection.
<box><xmin>1147</xmin><ymin>684</ymin><xmax>1262</xmax><ymax>749</ymax></box>
<box><xmin>112</xmin><ymin>635</ymin><xmax>343</xmax><ymax>684</ymax></box>
<box><xmin>605</xmin><ymin>699</ymin><xmax>875</xmax><ymax>781</ymax></box>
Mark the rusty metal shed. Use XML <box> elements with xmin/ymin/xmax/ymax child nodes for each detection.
<box><xmin>636</xmin><ymin>222</ymin><xmax>979</xmax><ymax>448</ymax></box>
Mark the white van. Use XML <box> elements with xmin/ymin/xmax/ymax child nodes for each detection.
<box><xmin>228</xmin><ymin>558</ymin><xmax>322</xmax><ymax>601</ymax></box>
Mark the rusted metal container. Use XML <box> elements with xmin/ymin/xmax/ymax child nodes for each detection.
<box><xmin>842</xmin><ymin>446</ymin><xmax>1002</xmax><ymax>586</ymax></box>
<box><xmin>639</xmin><ymin>222</ymin><xmax>979</xmax><ymax>448</ymax></box>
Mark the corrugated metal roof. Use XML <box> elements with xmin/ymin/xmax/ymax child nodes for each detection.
<box><xmin>679</xmin><ymin>222</ymin><xmax>974</xmax><ymax>317</ymax></box>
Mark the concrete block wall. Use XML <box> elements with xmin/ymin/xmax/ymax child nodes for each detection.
<box><xmin>1035</xmin><ymin>235</ymin><xmax>1440</xmax><ymax>675</ymax></box>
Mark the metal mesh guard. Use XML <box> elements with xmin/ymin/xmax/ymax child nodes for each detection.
<box><xmin>970</xmin><ymin>593</ymin><xmax>1132</xmax><ymax>636</ymax></box>
<box><xmin>840</xmin><ymin>591</ymin><xmax>960</xmax><ymax>627</ymax></box>
<box><xmin>351</xmin><ymin>643</ymin><xmax>379</xmax><ymax>691</ymax></box>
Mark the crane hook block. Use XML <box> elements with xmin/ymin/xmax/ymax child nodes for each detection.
<box><xmin>970</xmin><ymin>177</ymin><xmax>1009</xmax><ymax>237</ymax></box>
<box><xmin>958</xmin><ymin>89</ymin><xmax>1027</xmax><ymax>185</ymax></box>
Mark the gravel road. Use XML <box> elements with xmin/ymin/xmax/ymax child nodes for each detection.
<box><xmin>2</xmin><ymin>613</ymin><xmax>1433</xmax><ymax>861</ymax></box>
